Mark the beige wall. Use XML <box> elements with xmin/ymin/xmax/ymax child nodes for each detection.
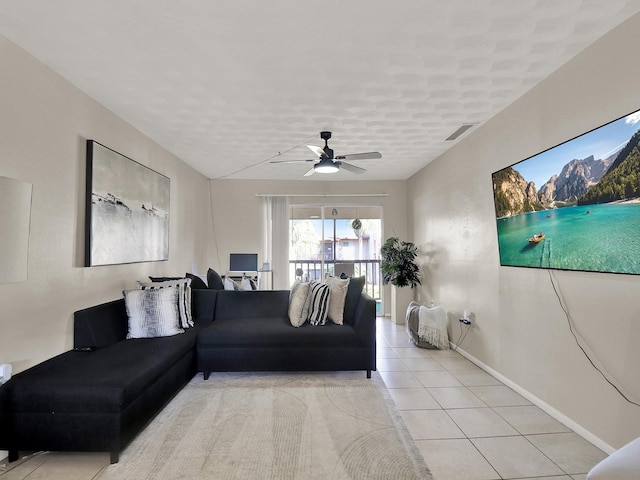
<box><xmin>408</xmin><ymin>13</ymin><xmax>640</xmax><ymax>450</ymax></box>
<box><xmin>0</xmin><ymin>35</ymin><xmax>213</xmax><ymax>375</ymax></box>
<box><xmin>209</xmin><ymin>179</ymin><xmax>408</xmax><ymax>309</ymax></box>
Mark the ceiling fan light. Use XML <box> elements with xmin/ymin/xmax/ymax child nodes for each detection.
<box><xmin>314</xmin><ymin>159</ymin><xmax>339</xmax><ymax>174</ymax></box>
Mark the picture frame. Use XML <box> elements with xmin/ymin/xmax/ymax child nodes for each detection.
<box><xmin>491</xmin><ymin>108</ymin><xmax>640</xmax><ymax>275</ymax></box>
<box><xmin>85</xmin><ymin>140</ymin><xmax>170</xmax><ymax>267</ymax></box>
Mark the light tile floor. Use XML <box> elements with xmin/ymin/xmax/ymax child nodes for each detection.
<box><xmin>377</xmin><ymin>316</ymin><xmax>606</xmax><ymax>480</ymax></box>
<box><xmin>0</xmin><ymin>317</ymin><xmax>608</xmax><ymax>479</ymax></box>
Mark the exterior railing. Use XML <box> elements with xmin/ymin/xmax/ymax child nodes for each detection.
<box><xmin>289</xmin><ymin>259</ymin><xmax>381</xmax><ymax>301</ymax></box>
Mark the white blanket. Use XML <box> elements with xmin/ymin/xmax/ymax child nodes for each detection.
<box><xmin>417</xmin><ymin>305</ymin><xmax>449</xmax><ymax>349</ymax></box>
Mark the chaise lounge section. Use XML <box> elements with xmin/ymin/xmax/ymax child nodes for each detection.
<box><xmin>0</xmin><ymin>298</ymin><xmax>211</xmax><ymax>464</ymax></box>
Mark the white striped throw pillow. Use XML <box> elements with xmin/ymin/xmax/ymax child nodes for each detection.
<box><xmin>307</xmin><ymin>281</ymin><xmax>331</xmax><ymax>326</ymax></box>
<box><xmin>138</xmin><ymin>278</ymin><xmax>193</xmax><ymax>328</ymax></box>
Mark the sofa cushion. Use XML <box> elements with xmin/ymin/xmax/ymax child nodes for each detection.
<box><xmin>123</xmin><ymin>288</ymin><xmax>184</xmax><ymax>338</ymax></box>
<box><xmin>198</xmin><ymin>317</ymin><xmax>360</xmax><ymax>348</ymax></box>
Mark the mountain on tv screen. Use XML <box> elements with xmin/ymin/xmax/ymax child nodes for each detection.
<box><xmin>492</xmin><ymin>108</ymin><xmax>640</xmax><ymax>275</ymax></box>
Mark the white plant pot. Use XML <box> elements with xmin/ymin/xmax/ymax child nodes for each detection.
<box><xmin>391</xmin><ymin>285</ymin><xmax>414</xmax><ymax>325</ymax></box>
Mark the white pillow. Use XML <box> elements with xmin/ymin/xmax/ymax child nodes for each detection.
<box><xmin>325</xmin><ymin>276</ymin><xmax>350</xmax><ymax>325</ymax></box>
<box><xmin>240</xmin><ymin>276</ymin><xmax>257</xmax><ymax>291</ymax></box>
<box><xmin>587</xmin><ymin>437</ymin><xmax>640</xmax><ymax>479</ymax></box>
<box><xmin>289</xmin><ymin>279</ymin><xmax>311</xmax><ymax>327</ymax></box>
<box><xmin>224</xmin><ymin>276</ymin><xmax>237</xmax><ymax>290</ymax></box>
<box><xmin>307</xmin><ymin>281</ymin><xmax>330</xmax><ymax>326</ymax></box>
<box><xmin>138</xmin><ymin>278</ymin><xmax>193</xmax><ymax>328</ymax></box>
<box><xmin>124</xmin><ymin>288</ymin><xmax>184</xmax><ymax>339</ymax></box>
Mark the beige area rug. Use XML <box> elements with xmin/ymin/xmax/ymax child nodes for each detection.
<box><xmin>97</xmin><ymin>371</ymin><xmax>432</xmax><ymax>480</ymax></box>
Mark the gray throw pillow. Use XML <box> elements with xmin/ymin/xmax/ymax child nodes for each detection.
<box><xmin>289</xmin><ymin>279</ymin><xmax>311</xmax><ymax>327</ymax></box>
<box><xmin>124</xmin><ymin>288</ymin><xmax>184</xmax><ymax>338</ymax></box>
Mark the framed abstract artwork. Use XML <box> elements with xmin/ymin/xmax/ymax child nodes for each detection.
<box><xmin>85</xmin><ymin>140</ymin><xmax>170</xmax><ymax>266</ymax></box>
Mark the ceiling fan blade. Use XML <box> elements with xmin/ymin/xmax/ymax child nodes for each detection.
<box><xmin>303</xmin><ymin>167</ymin><xmax>315</xmax><ymax>177</ymax></box>
<box><xmin>269</xmin><ymin>158</ymin><xmax>314</xmax><ymax>164</ymax></box>
<box><xmin>307</xmin><ymin>145</ymin><xmax>328</xmax><ymax>158</ymax></box>
<box><xmin>337</xmin><ymin>161</ymin><xmax>366</xmax><ymax>174</ymax></box>
<box><xmin>335</xmin><ymin>152</ymin><xmax>382</xmax><ymax>161</ymax></box>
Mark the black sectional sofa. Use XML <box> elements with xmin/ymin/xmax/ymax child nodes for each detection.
<box><xmin>0</xmin><ymin>288</ymin><xmax>376</xmax><ymax>463</ymax></box>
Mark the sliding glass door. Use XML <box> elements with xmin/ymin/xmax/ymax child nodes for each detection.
<box><xmin>289</xmin><ymin>205</ymin><xmax>382</xmax><ymax>303</ymax></box>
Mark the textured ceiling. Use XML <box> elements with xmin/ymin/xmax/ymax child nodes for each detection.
<box><xmin>1</xmin><ymin>1</ymin><xmax>639</xmax><ymax>181</ymax></box>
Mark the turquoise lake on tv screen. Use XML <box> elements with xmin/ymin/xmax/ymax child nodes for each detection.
<box><xmin>496</xmin><ymin>203</ymin><xmax>640</xmax><ymax>274</ymax></box>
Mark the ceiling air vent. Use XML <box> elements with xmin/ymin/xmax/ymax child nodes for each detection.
<box><xmin>445</xmin><ymin>124</ymin><xmax>476</xmax><ymax>141</ymax></box>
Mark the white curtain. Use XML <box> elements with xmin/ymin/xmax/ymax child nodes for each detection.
<box><xmin>263</xmin><ymin>196</ymin><xmax>290</xmax><ymax>290</ymax></box>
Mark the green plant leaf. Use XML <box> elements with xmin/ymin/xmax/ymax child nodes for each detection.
<box><xmin>380</xmin><ymin>236</ymin><xmax>421</xmax><ymax>288</ymax></box>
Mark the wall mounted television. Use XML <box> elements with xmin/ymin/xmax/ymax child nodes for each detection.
<box><xmin>229</xmin><ymin>253</ymin><xmax>258</xmax><ymax>273</ymax></box>
<box><xmin>492</xmin><ymin>108</ymin><xmax>640</xmax><ymax>275</ymax></box>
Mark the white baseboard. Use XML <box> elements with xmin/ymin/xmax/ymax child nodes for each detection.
<box><xmin>451</xmin><ymin>343</ymin><xmax>616</xmax><ymax>455</ymax></box>
<box><xmin>1</xmin><ymin>450</ymin><xmax>7</xmax><ymax>462</ymax></box>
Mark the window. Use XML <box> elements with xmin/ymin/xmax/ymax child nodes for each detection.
<box><xmin>289</xmin><ymin>205</ymin><xmax>382</xmax><ymax>302</ymax></box>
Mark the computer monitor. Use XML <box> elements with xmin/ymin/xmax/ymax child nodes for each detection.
<box><xmin>229</xmin><ymin>253</ymin><xmax>258</xmax><ymax>274</ymax></box>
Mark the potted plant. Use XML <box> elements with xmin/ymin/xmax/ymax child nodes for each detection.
<box><xmin>380</xmin><ymin>237</ymin><xmax>421</xmax><ymax>324</ymax></box>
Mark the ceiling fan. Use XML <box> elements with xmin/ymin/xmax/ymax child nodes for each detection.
<box><xmin>270</xmin><ymin>131</ymin><xmax>382</xmax><ymax>176</ymax></box>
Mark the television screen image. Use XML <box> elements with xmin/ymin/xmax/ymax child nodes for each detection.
<box><xmin>229</xmin><ymin>253</ymin><xmax>258</xmax><ymax>273</ymax></box>
<box><xmin>492</xmin><ymin>108</ymin><xmax>640</xmax><ymax>275</ymax></box>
